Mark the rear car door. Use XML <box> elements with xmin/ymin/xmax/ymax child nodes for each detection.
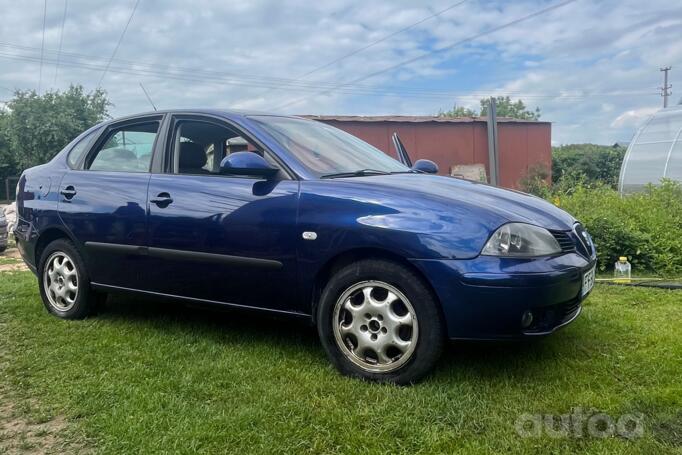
<box><xmin>145</xmin><ymin>115</ymin><xmax>300</xmax><ymax>312</ymax></box>
<box><xmin>58</xmin><ymin>115</ymin><xmax>164</xmax><ymax>289</ymax></box>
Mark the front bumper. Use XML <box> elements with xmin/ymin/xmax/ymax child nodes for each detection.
<box><xmin>411</xmin><ymin>252</ymin><xmax>596</xmax><ymax>340</ymax></box>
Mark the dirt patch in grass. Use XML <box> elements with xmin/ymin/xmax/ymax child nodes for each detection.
<box><xmin>0</xmin><ymin>263</ymin><xmax>28</xmax><ymax>273</ymax></box>
<box><xmin>3</xmin><ymin>247</ymin><xmax>22</xmax><ymax>260</ymax></box>
<box><xmin>0</xmin><ymin>246</ymin><xmax>28</xmax><ymax>272</ymax></box>
<box><xmin>0</xmin><ymin>386</ymin><xmax>89</xmax><ymax>454</ymax></box>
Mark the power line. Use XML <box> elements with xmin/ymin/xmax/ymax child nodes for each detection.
<box><xmin>5</xmin><ymin>39</ymin><xmax>665</xmax><ymax>97</ymax></box>
<box><xmin>38</xmin><ymin>0</ymin><xmax>47</xmax><ymax>94</ymax></box>
<box><xmin>97</xmin><ymin>0</ymin><xmax>141</xmax><ymax>88</ymax></box>
<box><xmin>257</xmin><ymin>0</ymin><xmax>469</xmax><ymax>98</ymax></box>
<box><xmin>54</xmin><ymin>0</ymin><xmax>68</xmax><ymax>85</ymax></box>
<box><xmin>0</xmin><ymin>42</ymin><xmax>538</xmax><ymax>95</ymax></box>
<box><xmin>0</xmin><ymin>47</ymin><xmax>655</xmax><ymax>99</ymax></box>
<box><xmin>0</xmin><ymin>41</ymin><xmax>502</xmax><ymax>95</ymax></box>
<box><xmin>0</xmin><ymin>49</ymin><xmax>658</xmax><ymax>101</ymax></box>
<box><xmin>274</xmin><ymin>0</ymin><xmax>580</xmax><ymax>110</ymax></box>
<box><xmin>6</xmin><ymin>39</ymin><xmax>650</xmax><ymax>98</ymax></box>
<box><xmin>0</xmin><ymin>47</ymin><xmax>657</xmax><ymax>100</ymax></box>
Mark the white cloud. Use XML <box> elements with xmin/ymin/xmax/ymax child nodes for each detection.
<box><xmin>0</xmin><ymin>0</ymin><xmax>678</xmax><ymax>144</ymax></box>
<box><xmin>610</xmin><ymin>107</ymin><xmax>659</xmax><ymax>129</ymax></box>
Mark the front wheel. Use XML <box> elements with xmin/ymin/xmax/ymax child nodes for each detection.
<box><xmin>317</xmin><ymin>259</ymin><xmax>444</xmax><ymax>384</ymax></box>
<box><xmin>38</xmin><ymin>239</ymin><xmax>104</xmax><ymax>319</ymax></box>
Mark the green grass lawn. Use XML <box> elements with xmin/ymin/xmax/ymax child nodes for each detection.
<box><xmin>1</xmin><ymin>270</ymin><xmax>680</xmax><ymax>454</ymax></box>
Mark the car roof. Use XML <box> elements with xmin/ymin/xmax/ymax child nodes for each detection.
<box><xmin>101</xmin><ymin>108</ymin><xmax>296</xmax><ymax>125</ymax></box>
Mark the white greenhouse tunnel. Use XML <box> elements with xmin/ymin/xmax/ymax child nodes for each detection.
<box><xmin>619</xmin><ymin>105</ymin><xmax>682</xmax><ymax>193</ymax></box>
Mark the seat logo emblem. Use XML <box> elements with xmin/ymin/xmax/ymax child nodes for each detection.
<box><xmin>302</xmin><ymin>231</ymin><xmax>317</xmax><ymax>240</ymax></box>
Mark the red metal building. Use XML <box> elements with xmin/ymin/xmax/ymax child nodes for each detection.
<box><xmin>306</xmin><ymin>115</ymin><xmax>551</xmax><ymax>189</ymax></box>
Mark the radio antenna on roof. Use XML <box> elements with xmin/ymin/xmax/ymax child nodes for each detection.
<box><xmin>139</xmin><ymin>82</ymin><xmax>157</xmax><ymax>111</ymax></box>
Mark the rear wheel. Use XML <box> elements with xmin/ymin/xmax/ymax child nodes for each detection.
<box><xmin>317</xmin><ymin>259</ymin><xmax>444</xmax><ymax>384</ymax></box>
<box><xmin>38</xmin><ymin>239</ymin><xmax>104</xmax><ymax>319</ymax></box>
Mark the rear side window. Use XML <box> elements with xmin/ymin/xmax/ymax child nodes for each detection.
<box><xmin>88</xmin><ymin>122</ymin><xmax>159</xmax><ymax>172</ymax></box>
<box><xmin>67</xmin><ymin>129</ymin><xmax>99</xmax><ymax>168</ymax></box>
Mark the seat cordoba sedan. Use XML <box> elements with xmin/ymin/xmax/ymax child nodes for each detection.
<box><xmin>15</xmin><ymin>109</ymin><xmax>596</xmax><ymax>384</ymax></box>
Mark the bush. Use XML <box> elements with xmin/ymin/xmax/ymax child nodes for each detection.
<box><xmin>554</xmin><ymin>180</ymin><xmax>682</xmax><ymax>276</ymax></box>
<box><xmin>552</xmin><ymin>144</ymin><xmax>626</xmax><ymax>189</ymax></box>
<box><xmin>519</xmin><ymin>164</ymin><xmax>551</xmax><ymax>198</ymax></box>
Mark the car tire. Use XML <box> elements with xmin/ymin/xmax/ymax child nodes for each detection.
<box><xmin>38</xmin><ymin>239</ymin><xmax>104</xmax><ymax>319</ymax></box>
<box><xmin>317</xmin><ymin>259</ymin><xmax>444</xmax><ymax>385</ymax></box>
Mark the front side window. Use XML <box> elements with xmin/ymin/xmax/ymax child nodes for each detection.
<box><xmin>249</xmin><ymin>116</ymin><xmax>409</xmax><ymax>177</ymax></box>
<box><xmin>88</xmin><ymin>122</ymin><xmax>159</xmax><ymax>172</ymax></box>
<box><xmin>172</xmin><ymin>120</ymin><xmax>272</xmax><ymax>176</ymax></box>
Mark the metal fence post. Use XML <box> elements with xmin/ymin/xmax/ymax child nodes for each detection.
<box><xmin>487</xmin><ymin>97</ymin><xmax>499</xmax><ymax>186</ymax></box>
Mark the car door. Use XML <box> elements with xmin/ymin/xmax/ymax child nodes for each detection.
<box><xmin>58</xmin><ymin>115</ymin><xmax>164</xmax><ymax>289</ymax></box>
<box><xmin>145</xmin><ymin>115</ymin><xmax>300</xmax><ymax>312</ymax></box>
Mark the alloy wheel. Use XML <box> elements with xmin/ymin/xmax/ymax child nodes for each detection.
<box><xmin>332</xmin><ymin>281</ymin><xmax>418</xmax><ymax>373</ymax></box>
<box><xmin>43</xmin><ymin>251</ymin><xmax>79</xmax><ymax>312</ymax></box>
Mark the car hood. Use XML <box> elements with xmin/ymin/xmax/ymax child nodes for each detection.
<box><xmin>332</xmin><ymin>173</ymin><xmax>576</xmax><ymax>231</ymax></box>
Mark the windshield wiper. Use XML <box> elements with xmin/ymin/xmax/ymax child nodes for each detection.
<box><xmin>321</xmin><ymin>169</ymin><xmax>391</xmax><ymax>179</ymax></box>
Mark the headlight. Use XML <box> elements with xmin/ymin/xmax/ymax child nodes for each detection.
<box><xmin>481</xmin><ymin>223</ymin><xmax>561</xmax><ymax>257</ymax></box>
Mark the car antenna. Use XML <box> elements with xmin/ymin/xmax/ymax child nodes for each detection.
<box><xmin>139</xmin><ymin>82</ymin><xmax>157</xmax><ymax>111</ymax></box>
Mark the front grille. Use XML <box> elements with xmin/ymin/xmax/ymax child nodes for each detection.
<box><xmin>551</xmin><ymin>230</ymin><xmax>576</xmax><ymax>253</ymax></box>
<box><xmin>550</xmin><ymin>224</ymin><xmax>596</xmax><ymax>259</ymax></box>
<box><xmin>573</xmin><ymin>223</ymin><xmax>595</xmax><ymax>258</ymax></box>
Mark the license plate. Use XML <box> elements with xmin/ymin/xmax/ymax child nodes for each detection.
<box><xmin>582</xmin><ymin>266</ymin><xmax>596</xmax><ymax>297</ymax></box>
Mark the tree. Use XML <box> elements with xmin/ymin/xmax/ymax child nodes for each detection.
<box><xmin>2</xmin><ymin>85</ymin><xmax>111</xmax><ymax>172</ymax></box>
<box><xmin>479</xmin><ymin>96</ymin><xmax>541</xmax><ymax>120</ymax></box>
<box><xmin>437</xmin><ymin>104</ymin><xmax>477</xmax><ymax>118</ymax></box>
<box><xmin>0</xmin><ymin>110</ymin><xmax>18</xmax><ymax>200</ymax></box>
<box><xmin>438</xmin><ymin>96</ymin><xmax>541</xmax><ymax>120</ymax></box>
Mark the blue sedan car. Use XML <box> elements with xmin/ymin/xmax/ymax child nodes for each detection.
<box><xmin>15</xmin><ymin>109</ymin><xmax>596</xmax><ymax>384</ymax></box>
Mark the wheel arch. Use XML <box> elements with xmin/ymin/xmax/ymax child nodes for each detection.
<box><xmin>309</xmin><ymin>247</ymin><xmax>443</xmax><ymax>324</ymax></box>
<box><xmin>34</xmin><ymin>226</ymin><xmax>79</xmax><ymax>267</ymax></box>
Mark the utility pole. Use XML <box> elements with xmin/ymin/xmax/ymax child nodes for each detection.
<box><xmin>660</xmin><ymin>66</ymin><xmax>672</xmax><ymax>108</ymax></box>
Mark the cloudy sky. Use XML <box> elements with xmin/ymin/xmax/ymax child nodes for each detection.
<box><xmin>0</xmin><ymin>0</ymin><xmax>680</xmax><ymax>144</ymax></box>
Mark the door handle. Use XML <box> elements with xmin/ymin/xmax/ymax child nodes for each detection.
<box><xmin>150</xmin><ymin>192</ymin><xmax>173</xmax><ymax>207</ymax></box>
<box><xmin>60</xmin><ymin>185</ymin><xmax>77</xmax><ymax>200</ymax></box>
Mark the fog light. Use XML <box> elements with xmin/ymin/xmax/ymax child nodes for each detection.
<box><xmin>521</xmin><ymin>310</ymin><xmax>534</xmax><ymax>328</ymax></box>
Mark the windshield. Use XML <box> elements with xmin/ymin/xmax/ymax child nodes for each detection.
<box><xmin>250</xmin><ymin>116</ymin><xmax>410</xmax><ymax>177</ymax></box>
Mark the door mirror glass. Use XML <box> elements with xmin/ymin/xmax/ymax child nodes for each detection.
<box><xmin>412</xmin><ymin>159</ymin><xmax>439</xmax><ymax>174</ymax></box>
<box><xmin>219</xmin><ymin>152</ymin><xmax>278</xmax><ymax>177</ymax></box>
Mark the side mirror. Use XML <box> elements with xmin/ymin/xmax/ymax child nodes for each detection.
<box><xmin>220</xmin><ymin>152</ymin><xmax>278</xmax><ymax>177</ymax></box>
<box><xmin>412</xmin><ymin>159</ymin><xmax>439</xmax><ymax>174</ymax></box>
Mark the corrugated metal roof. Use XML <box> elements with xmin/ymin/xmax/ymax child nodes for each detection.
<box><xmin>303</xmin><ymin>115</ymin><xmax>549</xmax><ymax>124</ymax></box>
